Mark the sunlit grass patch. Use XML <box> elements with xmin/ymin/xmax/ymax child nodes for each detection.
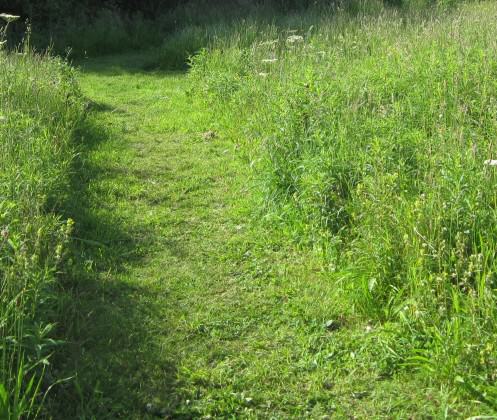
<box><xmin>188</xmin><ymin>0</ymin><xmax>497</xmax><ymax>411</ymax></box>
<box><xmin>0</xmin><ymin>20</ymin><xmax>85</xmax><ymax>417</ymax></box>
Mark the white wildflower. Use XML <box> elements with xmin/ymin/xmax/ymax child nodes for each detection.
<box><xmin>286</xmin><ymin>35</ymin><xmax>304</xmax><ymax>44</ymax></box>
<box><xmin>0</xmin><ymin>14</ymin><xmax>20</xmax><ymax>23</ymax></box>
<box><xmin>1</xmin><ymin>226</ymin><xmax>9</xmax><ymax>240</ymax></box>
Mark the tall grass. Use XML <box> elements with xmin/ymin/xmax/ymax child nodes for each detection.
<box><xmin>188</xmin><ymin>0</ymin><xmax>497</xmax><ymax>408</ymax></box>
<box><xmin>0</xmin><ymin>19</ymin><xmax>85</xmax><ymax>417</ymax></box>
<box><xmin>40</xmin><ymin>9</ymin><xmax>168</xmax><ymax>58</ymax></box>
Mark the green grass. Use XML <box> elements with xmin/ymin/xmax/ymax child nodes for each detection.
<box><xmin>49</xmin><ymin>44</ymin><xmax>496</xmax><ymax>420</ymax></box>
<box><xmin>41</xmin><ymin>52</ymin><xmax>457</xmax><ymax>418</ymax></box>
<box><xmin>6</xmin><ymin>0</ymin><xmax>497</xmax><ymax>417</ymax></box>
<box><xmin>0</xmin><ymin>35</ymin><xmax>85</xmax><ymax>417</ymax></box>
<box><xmin>185</xmin><ymin>0</ymin><xmax>497</xmax><ymax>414</ymax></box>
<box><xmin>39</xmin><ymin>10</ymin><xmax>168</xmax><ymax>58</ymax></box>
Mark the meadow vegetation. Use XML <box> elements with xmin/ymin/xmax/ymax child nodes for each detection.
<box><xmin>0</xmin><ymin>15</ymin><xmax>85</xmax><ymax>418</ymax></box>
<box><xmin>186</xmin><ymin>0</ymin><xmax>497</xmax><ymax>411</ymax></box>
<box><xmin>3</xmin><ymin>0</ymin><xmax>497</xmax><ymax>417</ymax></box>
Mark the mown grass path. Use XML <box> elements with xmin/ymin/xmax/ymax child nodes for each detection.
<box><xmin>50</xmin><ymin>53</ymin><xmax>485</xmax><ymax>419</ymax></box>
<box><xmin>58</xmin><ymin>53</ymin><xmax>255</xmax><ymax>418</ymax></box>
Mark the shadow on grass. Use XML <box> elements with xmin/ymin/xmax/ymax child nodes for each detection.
<box><xmin>74</xmin><ymin>48</ymin><xmax>189</xmax><ymax>76</ymax></box>
<box><xmin>45</xmin><ymin>103</ymin><xmax>188</xmax><ymax>418</ymax></box>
